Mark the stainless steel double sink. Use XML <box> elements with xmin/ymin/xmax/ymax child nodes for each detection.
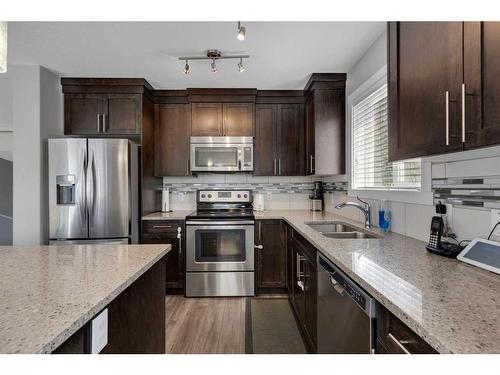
<box><xmin>305</xmin><ymin>222</ymin><xmax>379</xmax><ymax>239</ymax></box>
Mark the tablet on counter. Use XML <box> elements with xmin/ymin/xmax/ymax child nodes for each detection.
<box><xmin>457</xmin><ymin>238</ymin><xmax>500</xmax><ymax>275</ymax></box>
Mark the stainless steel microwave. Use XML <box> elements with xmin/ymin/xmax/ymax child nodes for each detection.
<box><xmin>190</xmin><ymin>136</ymin><xmax>254</xmax><ymax>172</ymax></box>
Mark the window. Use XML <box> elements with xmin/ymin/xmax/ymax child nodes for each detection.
<box><xmin>352</xmin><ymin>84</ymin><xmax>421</xmax><ymax>190</ymax></box>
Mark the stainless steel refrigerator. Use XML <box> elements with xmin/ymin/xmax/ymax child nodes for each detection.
<box><xmin>48</xmin><ymin>138</ymin><xmax>139</xmax><ymax>244</ymax></box>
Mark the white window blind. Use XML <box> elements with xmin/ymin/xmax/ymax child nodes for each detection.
<box><xmin>352</xmin><ymin>84</ymin><xmax>421</xmax><ymax>190</ymax></box>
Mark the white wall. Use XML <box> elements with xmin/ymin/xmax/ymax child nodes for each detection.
<box><xmin>0</xmin><ymin>71</ymin><xmax>13</xmax><ymax>161</ymax></box>
<box><xmin>10</xmin><ymin>65</ymin><xmax>63</xmax><ymax>245</ymax></box>
<box><xmin>326</xmin><ymin>30</ymin><xmax>499</xmax><ymax>243</ymax></box>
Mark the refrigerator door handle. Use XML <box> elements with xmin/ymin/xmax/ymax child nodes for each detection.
<box><xmin>79</xmin><ymin>147</ymin><xmax>87</xmax><ymax>223</ymax></box>
<box><xmin>87</xmin><ymin>151</ymin><xmax>96</xmax><ymax>227</ymax></box>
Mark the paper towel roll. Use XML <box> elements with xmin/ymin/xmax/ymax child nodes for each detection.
<box><xmin>162</xmin><ymin>188</ymin><xmax>170</xmax><ymax>212</ymax></box>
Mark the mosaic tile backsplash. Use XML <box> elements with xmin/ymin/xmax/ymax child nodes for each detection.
<box><xmin>161</xmin><ymin>175</ymin><xmax>347</xmax><ymax>194</ymax></box>
<box><xmin>432</xmin><ymin>176</ymin><xmax>500</xmax><ymax>209</ymax></box>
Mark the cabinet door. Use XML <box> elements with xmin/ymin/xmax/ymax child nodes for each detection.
<box><xmin>388</xmin><ymin>22</ymin><xmax>464</xmax><ymax>161</ymax></box>
<box><xmin>103</xmin><ymin>94</ymin><xmax>141</xmax><ymax>134</ymax></box>
<box><xmin>142</xmin><ymin>221</ymin><xmax>184</xmax><ymax>292</ymax></box>
<box><xmin>191</xmin><ymin>103</ymin><xmax>223</xmax><ymax>136</ymax></box>
<box><xmin>304</xmin><ymin>257</ymin><xmax>317</xmax><ymax>352</ymax></box>
<box><xmin>255</xmin><ymin>220</ymin><xmax>286</xmax><ymax>292</ymax></box>
<box><xmin>155</xmin><ymin>104</ymin><xmax>190</xmax><ymax>176</ymax></box>
<box><xmin>291</xmin><ymin>241</ymin><xmax>306</xmax><ymax>328</ymax></box>
<box><xmin>64</xmin><ymin>93</ymin><xmax>103</xmax><ymax>135</ymax></box>
<box><xmin>223</xmin><ymin>103</ymin><xmax>254</xmax><ymax>136</ymax></box>
<box><xmin>305</xmin><ymin>97</ymin><xmax>315</xmax><ymax>175</ymax></box>
<box><xmin>314</xmin><ymin>89</ymin><xmax>345</xmax><ymax>175</ymax></box>
<box><xmin>464</xmin><ymin>22</ymin><xmax>500</xmax><ymax>149</ymax></box>
<box><xmin>277</xmin><ymin>104</ymin><xmax>304</xmax><ymax>176</ymax></box>
<box><xmin>286</xmin><ymin>225</ymin><xmax>294</xmax><ymax>297</ymax></box>
<box><xmin>254</xmin><ymin>104</ymin><xmax>277</xmax><ymax>176</ymax></box>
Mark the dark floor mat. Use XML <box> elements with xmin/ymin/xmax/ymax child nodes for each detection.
<box><xmin>245</xmin><ymin>298</ymin><xmax>307</xmax><ymax>354</ymax></box>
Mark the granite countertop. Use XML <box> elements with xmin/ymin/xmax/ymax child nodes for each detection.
<box><xmin>0</xmin><ymin>244</ymin><xmax>171</xmax><ymax>354</ymax></box>
<box><xmin>142</xmin><ymin>211</ymin><xmax>193</xmax><ymax>221</ymax></box>
<box><xmin>255</xmin><ymin>210</ymin><xmax>500</xmax><ymax>354</ymax></box>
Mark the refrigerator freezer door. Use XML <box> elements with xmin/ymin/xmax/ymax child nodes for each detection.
<box><xmin>49</xmin><ymin>138</ymin><xmax>88</xmax><ymax>240</ymax></box>
<box><xmin>87</xmin><ymin>139</ymin><xmax>129</xmax><ymax>239</ymax></box>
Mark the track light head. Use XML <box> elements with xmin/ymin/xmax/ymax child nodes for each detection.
<box><xmin>183</xmin><ymin>60</ymin><xmax>190</xmax><ymax>74</ymax></box>
<box><xmin>211</xmin><ymin>59</ymin><xmax>218</xmax><ymax>73</ymax></box>
<box><xmin>237</xmin><ymin>22</ymin><xmax>246</xmax><ymax>41</ymax></box>
<box><xmin>237</xmin><ymin>58</ymin><xmax>245</xmax><ymax>73</ymax></box>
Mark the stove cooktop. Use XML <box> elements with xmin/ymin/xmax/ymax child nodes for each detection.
<box><xmin>186</xmin><ymin>209</ymin><xmax>254</xmax><ymax>220</ymax></box>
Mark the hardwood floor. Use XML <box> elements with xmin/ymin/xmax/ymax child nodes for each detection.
<box><xmin>165</xmin><ymin>295</ymin><xmax>246</xmax><ymax>354</ymax></box>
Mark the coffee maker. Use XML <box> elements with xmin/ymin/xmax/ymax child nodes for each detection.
<box><xmin>309</xmin><ymin>181</ymin><xmax>324</xmax><ymax>211</ymax></box>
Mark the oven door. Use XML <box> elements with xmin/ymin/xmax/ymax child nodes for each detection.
<box><xmin>186</xmin><ymin>222</ymin><xmax>254</xmax><ymax>272</ymax></box>
<box><xmin>190</xmin><ymin>143</ymin><xmax>242</xmax><ymax>172</ymax></box>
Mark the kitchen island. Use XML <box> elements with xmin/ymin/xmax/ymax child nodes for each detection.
<box><xmin>0</xmin><ymin>244</ymin><xmax>171</xmax><ymax>354</ymax></box>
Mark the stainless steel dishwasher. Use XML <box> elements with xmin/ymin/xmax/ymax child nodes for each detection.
<box><xmin>317</xmin><ymin>253</ymin><xmax>376</xmax><ymax>353</ymax></box>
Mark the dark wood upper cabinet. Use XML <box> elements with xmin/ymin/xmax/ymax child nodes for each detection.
<box><xmin>61</xmin><ymin>78</ymin><xmax>151</xmax><ymax>137</ymax></box>
<box><xmin>64</xmin><ymin>93</ymin><xmax>103</xmax><ymax>135</ymax></box>
<box><xmin>254</xmin><ymin>105</ymin><xmax>277</xmax><ymax>176</ymax></box>
<box><xmin>223</xmin><ymin>103</ymin><xmax>254</xmax><ymax>136</ymax></box>
<box><xmin>255</xmin><ymin>220</ymin><xmax>286</xmax><ymax>293</ymax></box>
<box><xmin>305</xmin><ymin>97</ymin><xmax>315</xmax><ymax>175</ymax></box>
<box><xmin>154</xmin><ymin>103</ymin><xmax>190</xmax><ymax>176</ymax></box>
<box><xmin>277</xmin><ymin>104</ymin><xmax>304</xmax><ymax>176</ymax></box>
<box><xmin>463</xmin><ymin>22</ymin><xmax>500</xmax><ymax>150</ymax></box>
<box><xmin>304</xmin><ymin>74</ymin><xmax>346</xmax><ymax>176</ymax></box>
<box><xmin>388</xmin><ymin>22</ymin><xmax>464</xmax><ymax>161</ymax></box>
<box><xmin>191</xmin><ymin>103</ymin><xmax>223</xmax><ymax>136</ymax></box>
<box><xmin>191</xmin><ymin>102</ymin><xmax>254</xmax><ymax>136</ymax></box>
<box><xmin>103</xmin><ymin>94</ymin><xmax>142</xmax><ymax>134</ymax></box>
<box><xmin>254</xmin><ymin>103</ymin><xmax>304</xmax><ymax>176</ymax></box>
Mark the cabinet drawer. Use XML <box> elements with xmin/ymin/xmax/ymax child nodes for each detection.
<box><xmin>377</xmin><ymin>304</ymin><xmax>437</xmax><ymax>354</ymax></box>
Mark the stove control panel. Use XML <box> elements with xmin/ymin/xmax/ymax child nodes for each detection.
<box><xmin>198</xmin><ymin>190</ymin><xmax>252</xmax><ymax>203</ymax></box>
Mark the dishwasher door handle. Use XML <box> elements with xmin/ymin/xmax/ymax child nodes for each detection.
<box><xmin>330</xmin><ymin>276</ymin><xmax>345</xmax><ymax>296</ymax></box>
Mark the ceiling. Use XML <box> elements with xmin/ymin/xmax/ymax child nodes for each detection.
<box><xmin>8</xmin><ymin>22</ymin><xmax>385</xmax><ymax>90</ymax></box>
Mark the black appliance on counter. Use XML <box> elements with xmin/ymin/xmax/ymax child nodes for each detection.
<box><xmin>309</xmin><ymin>181</ymin><xmax>324</xmax><ymax>211</ymax></box>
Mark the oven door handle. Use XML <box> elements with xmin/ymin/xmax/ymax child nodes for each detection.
<box><xmin>185</xmin><ymin>220</ymin><xmax>255</xmax><ymax>225</ymax></box>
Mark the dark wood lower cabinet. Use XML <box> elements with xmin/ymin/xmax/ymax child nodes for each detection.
<box><xmin>376</xmin><ymin>304</ymin><xmax>437</xmax><ymax>354</ymax></box>
<box><xmin>141</xmin><ymin>220</ymin><xmax>184</xmax><ymax>294</ymax></box>
<box><xmin>288</xmin><ymin>227</ymin><xmax>317</xmax><ymax>353</ymax></box>
<box><xmin>54</xmin><ymin>258</ymin><xmax>166</xmax><ymax>354</ymax></box>
<box><xmin>255</xmin><ymin>220</ymin><xmax>287</xmax><ymax>293</ymax></box>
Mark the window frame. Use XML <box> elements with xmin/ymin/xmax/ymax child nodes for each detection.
<box><xmin>347</xmin><ymin>66</ymin><xmax>433</xmax><ymax>205</ymax></box>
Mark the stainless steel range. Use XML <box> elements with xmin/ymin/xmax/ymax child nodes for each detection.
<box><xmin>185</xmin><ymin>190</ymin><xmax>255</xmax><ymax>297</ymax></box>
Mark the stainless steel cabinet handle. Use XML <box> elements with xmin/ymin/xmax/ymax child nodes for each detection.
<box><xmin>258</xmin><ymin>221</ymin><xmax>262</xmax><ymax>242</ymax></box>
<box><xmin>102</xmin><ymin>113</ymin><xmax>107</xmax><ymax>133</ymax></box>
<box><xmin>278</xmin><ymin>158</ymin><xmax>281</xmax><ymax>175</ymax></box>
<box><xmin>96</xmin><ymin>114</ymin><xmax>101</xmax><ymax>132</ymax></box>
<box><xmin>186</xmin><ymin>159</ymin><xmax>190</xmax><ymax>176</ymax></box>
<box><xmin>310</xmin><ymin>154</ymin><xmax>314</xmax><ymax>173</ymax></box>
<box><xmin>273</xmin><ymin>158</ymin><xmax>277</xmax><ymax>175</ymax></box>
<box><xmin>153</xmin><ymin>225</ymin><xmax>172</xmax><ymax>229</ymax></box>
<box><xmin>177</xmin><ymin>227</ymin><xmax>182</xmax><ymax>255</ymax></box>
<box><xmin>254</xmin><ymin>245</ymin><xmax>263</xmax><ymax>249</ymax></box>
<box><xmin>388</xmin><ymin>333</ymin><xmax>411</xmax><ymax>354</ymax></box>
<box><xmin>445</xmin><ymin>91</ymin><xmax>450</xmax><ymax>146</ymax></box>
<box><xmin>462</xmin><ymin>83</ymin><xmax>466</xmax><ymax>143</ymax></box>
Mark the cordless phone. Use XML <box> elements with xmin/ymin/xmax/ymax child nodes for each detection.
<box><xmin>427</xmin><ymin>216</ymin><xmax>443</xmax><ymax>250</ymax></box>
<box><xmin>426</xmin><ymin>216</ymin><xmax>462</xmax><ymax>258</ymax></box>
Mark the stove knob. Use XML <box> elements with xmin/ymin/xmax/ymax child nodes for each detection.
<box><xmin>237</xmin><ymin>194</ymin><xmax>241</xmax><ymax>198</ymax></box>
<box><xmin>208</xmin><ymin>194</ymin><xmax>212</xmax><ymax>198</ymax></box>
<box><xmin>201</xmin><ymin>194</ymin><xmax>206</xmax><ymax>198</ymax></box>
<box><xmin>244</xmin><ymin>194</ymin><xmax>248</xmax><ymax>198</ymax></box>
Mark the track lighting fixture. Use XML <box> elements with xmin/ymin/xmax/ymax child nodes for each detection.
<box><xmin>237</xmin><ymin>21</ymin><xmax>246</xmax><ymax>41</ymax></box>
<box><xmin>237</xmin><ymin>58</ymin><xmax>245</xmax><ymax>73</ymax></box>
<box><xmin>178</xmin><ymin>49</ymin><xmax>249</xmax><ymax>75</ymax></box>
<box><xmin>183</xmin><ymin>60</ymin><xmax>190</xmax><ymax>74</ymax></box>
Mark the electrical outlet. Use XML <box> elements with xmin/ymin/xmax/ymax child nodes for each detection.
<box><xmin>178</xmin><ymin>192</ymin><xmax>185</xmax><ymax>201</ymax></box>
<box><xmin>266</xmin><ymin>191</ymin><xmax>272</xmax><ymax>201</ymax></box>
<box><xmin>445</xmin><ymin>203</ymin><xmax>453</xmax><ymax>230</ymax></box>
